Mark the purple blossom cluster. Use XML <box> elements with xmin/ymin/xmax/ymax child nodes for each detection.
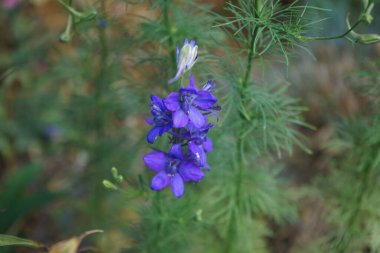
<box><xmin>143</xmin><ymin>72</ymin><xmax>220</xmax><ymax>198</ymax></box>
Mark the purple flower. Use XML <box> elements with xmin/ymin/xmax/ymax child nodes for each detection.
<box><xmin>146</xmin><ymin>95</ymin><xmax>173</xmax><ymax>144</ymax></box>
<box><xmin>188</xmin><ymin>141</ymin><xmax>209</xmax><ymax>169</ymax></box>
<box><xmin>143</xmin><ymin>144</ymin><xmax>205</xmax><ymax>198</ymax></box>
<box><xmin>98</xmin><ymin>19</ymin><xmax>108</xmax><ymax>29</ymax></box>
<box><xmin>168</xmin><ymin>39</ymin><xmax>198</xmax><ymax>84</ymax></box>
<box><xmin>43</xmin><ymin>124</ymin><xmax>63</xmax><ymax>141</ymax></box>
<box><xmin>164</xmin><ymin>75</ymin><xmax>218</xmax><ymax>129</ymax></box>
<box><xmin>170</xmin><ymin>123</ymin><xmax>213</xmax><ymax>145</ymax></box>
<box><xmin>188</xmin><ymin>123</ymin><xmax>214</xmax><ymax>153</ymax></box>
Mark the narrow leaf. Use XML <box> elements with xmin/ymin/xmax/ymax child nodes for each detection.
<box><xmin>0</xmin><ymin>234</ymin><xmax>43</xmax><ymax>248</ymax></box>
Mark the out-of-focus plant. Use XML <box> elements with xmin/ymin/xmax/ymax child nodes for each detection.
<box><xmin>307</xmin><ymin>60</ymin><xmax>380</xmax><ymax>253</ymax></box>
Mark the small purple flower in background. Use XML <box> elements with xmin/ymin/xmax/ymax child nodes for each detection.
<box><xmin>168</xmin><ymin>39</ymin><xmax>198</xmax><ymax>84</ymax></box>
<box><xmin>143</xmin><ymin>144</ymin><xmax>204</xmax><ymax>198</ymax></box>
<box><xmin>2</xmin><ymin>0</ymin><xmax>22</xmax><ymax>9</ymax></box>
<box><xmin>146</xmin><ymin>95</ymin><xmax>173</xmax><ymax>144</ymax></box>
<box><xmin>164</xmin><ymin>75</ymin><xmax>218</xmax><ymax>128</ymax></box>
<box><xmin>43</xmin><ymin>124</ymin><xmax>63</xmax><ymax>141</ymax></box>
<box><xmin>98</xmin><ymin>19</ymin><xmax>108</xmax><ymax>29</ymax></box>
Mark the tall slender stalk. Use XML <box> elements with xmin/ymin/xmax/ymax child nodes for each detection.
<box><xmin>95</xmin><ymin>0</ymin><xmax>108</xmax><ymax>99</ymax></box>
<box><xmin>148</xmin><ymin>1</ymin><xmax>178</xmax><ymax>250</ymax></box>
<box><xmin>226</xmin><ymin>1</ymin><xmax>262</xmax><ymax>252</ymax></box>
<box><xmin>88</xmin><ymin>0</ymin><xmax>109</xmax><ymax>228</ymax></box>
<box><xmin>163</xmin><ymin>0</ymin><xmax>177</xmax><ymax>74</ymax></box>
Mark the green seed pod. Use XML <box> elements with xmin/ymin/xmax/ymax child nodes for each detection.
<box><xmin>353</xmin><ymin>33</ymin><xmax>380</xmax><ymax>44</ymax></box>
<box><xmin>103</xmin><ymin>180</ymin><xmax>119</xmax><ymax>190</ymax></box>
<box><xmin>346</xmin><ymin>14</ymin><xmax>380</xmax><ymax>44</ymax></box>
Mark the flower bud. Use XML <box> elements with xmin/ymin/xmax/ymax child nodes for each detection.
<box><xmin>353</xmin><ymin>33</ymin><xmax>380</xmax><ymax>45</ymax></box>
<box><xmin>168</xmin><ymin>39</ymin><xmax>198</xmax><ymax>84</ymax></box>
<box><xmin>102</xmin><ymin>180</ymin><xmax>119</xmax><ymax>190</ymax></box>
<box><xmin>346</xmin><ymin>14</ymin><xmax>380</xmax><ymax>45</ymax></box>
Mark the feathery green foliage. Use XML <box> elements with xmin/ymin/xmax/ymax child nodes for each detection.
<box><xmin>1</xmin><ymin>0</ymin><xmax>380</xmax><ymax>252</ymax></box>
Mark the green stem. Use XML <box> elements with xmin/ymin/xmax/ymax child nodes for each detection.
<box><xmin>226</xmin><ymin>2</ymin><xmax>262</xmax><ymax>252</ymax></box>
<box><xmin>147</xmin><ymin>192</ymin><xmax>164</xmax><ymax>252</ymax></box>
<box><xmin>96</xmin><ymin>0</ymin><xmax>108</xmax><ymax>97</ymax></box>
<box><xmin>163</xmin><ymin>0</ymin><xmax>177</xmax><ymax>75</ymax></box>
<box><xmin>301</xmin><ymin>2</ymin><xmax>373</xmax><ymax>42</ymax></box>
<box><xmin>57</xmin><ymin>0</ymin><xmax>96</xmax><ymax>20</ymax></box>
<box><xmin>89</xmin><ymin>0</ymin><xmax>109</xmax><ymax>229</ymax></box>
<box><xmin>226</xmin><ymin>136</ymin><xmax>245</xmax><ymax>253</ymax></box>
<box><xmin>301</xmin><ymin>18</ymin><xmax>362</xmax><ymax>41</ymax></box>
<box><xmin>240</xmin><ymin>0</ymin><xmax>261</xmax><ymax>94</ymax></box>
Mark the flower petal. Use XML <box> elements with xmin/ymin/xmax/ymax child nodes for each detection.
<box><xmin>145</xmin><ymin>118</ymin><xmax>153</xmax><ymax>125</ymax></box>
<box><xmin>176</xmin><ymin>46</ymin><xmax>180</xmax><ymax>63</ymax></box>
<box><xmin>189</xmin><ymin>141</ymin><xmax>206</xmax><ymax>166</ymax></box>
<box><xmin>193</xmin><ymin>91</ymin><xmax>217</xmax><ymax>109</ymax></box>
<box><xmin>150</xmin><ymin>94</ymin><xmax>164</xmax><ymax>108</ymax></box>
<box><xmin>170</xmin><ymin>173</ymin><xmax>184</xmax><ymax>198</ymax></box>
<box><xmin>188</xmin><ymin>74</ymin><xmax>199</xmax><ymax>91</ymax></box>
<box><xmin>180</xmin><ymin>162</ymin><xmax>205</xmax><ymax>182</ymax></box>
<box><xmin>151</xmin><ymin>171</ymin><xmax>170</xmax><ymax>191</ymax></box>
<box><xmin>143</xmin><ymin>152</ymin><xmax>167</xmax><ymax>171</ymax></box>
<box><xmin>169</xmin><ymin>144</ymin><xmax>183</xmax><ymax>159</ymax></box>
<box><xmin>168</xmin><ymin>70</ymin><xmax>184</xmax><ymax>84</ymax></box>
<box><xmin>160</xmin><ymin>123</ymin><xmax>172</xmax><ymax>134</ymax></box>
<box><xmin>164</xmin><ymin>92</ymin><xmax>180</xmax><ymax>111</ymax></box>
<box><xmin>173</xmin><ymin>110</ymin><xmax>189</xmax><ymax>128</ymax></box>
<box><xmin>203</xmin><ymin>137</ymin><xmax>213</xmax><ymax>153</ymax></box>
<box><xmin>202</xmin><ymin>80</ymin><xmax>216</xmax><ymax>92</ymax></box>
<box><xmin>147</xmin><ymin>126</ymin><xmax>161</xmax><ymax>144</ymax></box>
<box><xmin>188</xmin><ymin>107</ymin><xmax>205</xmax><ymax>128</ymax></box>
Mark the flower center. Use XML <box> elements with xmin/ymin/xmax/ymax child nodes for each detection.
<box><xmin>180</xmin><ymin>90</ymin><xmax>197</xmax><ymax>115</ymax></box>
<box><xmin>165</xmin><ymin>158</ymin><xmax>181</xmax><ymax>176</ymax></box>
<box><xmin>153</xmin><ymin>105</ymin><xmax>171</xmax><ymax>126</ymax></box>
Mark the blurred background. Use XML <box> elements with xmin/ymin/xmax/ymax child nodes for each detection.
<box><xmin>1</xmin><ymin>0</ymin><xmax>380</xmax><ymax>252</ymax></box>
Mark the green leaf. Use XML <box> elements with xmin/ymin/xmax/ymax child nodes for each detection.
<box><xmin>0</xmin><ymin>234</ymin><xmax>43</xmax><ymax>248</ymax></box>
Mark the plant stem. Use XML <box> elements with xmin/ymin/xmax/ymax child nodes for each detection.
<box><xmin>301</xmin><ymin>2</ymin><xmax>373</xmax><ymax>42</ymax></box>
<box><xmin>226</xmin><ymin>1</ymin><xmax>262</xmax><ymax>252</ymax></box>
<box><xmin>89</xmin><ymin>0</ymin><xmax>109</xmax><ymax>228</ymax></box>
<box><xmin>146</xmin><ymin>2</ymin><xmax>178</xmax><ymax>252</ymax></box>
<box><xmin>301</xmin><ymin>18</ymin><xmax>362</xmax><ymax>41</ymax></box>
<box><xmin>95</xmin><ymin>0</ymin><xmax>108</xmax><ymax>99</ymax></box>
<box><xmin>163</xmin><ymin>0</ymin><xmax>177</xmax><ymax>75</ymax></box>
<box><xmin>240</xmin><ymin>0</ymin><xmax>261</xmax><ymax>92</ymax></box>
<box><xmin>226</xmin><ymin>136</ymin><xmax>245</xmax><ymax>253</ymax></box>
<box><xmin>148</xmin><ymin>192</ymin><xmax>164</xmax><ymax>252</ymax></box>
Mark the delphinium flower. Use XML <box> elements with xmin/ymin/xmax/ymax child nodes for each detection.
<box><xmin>164</xmin><ymin>75</ymin><xmax>219</xmax><ymax>128</ymax></box>
<box><xmin>172</xmin><ymin>123</ymin><xmax>214</xmax><ymax>169</ymax></box>
<box><xmin>143</xmin><ymin>144</ymin><xmax>205</xmax><ymax>198</ymax></box>
<box><xmin>168</xmin><ymin>39</ymin><xmax>198</xmax><ymax>84</ymax></box>
<box><xmin>146</xmin><ymin>95</ymin><xmax>173</xmax><ymax>144</ymax></box>
<box><xmin>143</xmin><ymin>39</ymin><xmax>220</xmax><ymax>198</ymax></box>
